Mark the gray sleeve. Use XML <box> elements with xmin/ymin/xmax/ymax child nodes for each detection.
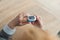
<box><xmin>0</xmin><ymin>37</ymin><xmax>7</xmax><ymax>40</ymax></box>
<box><xmin>0</xmin><ymin>25</ymin><xmax>16</xmax><ymax>40</ymax></box>
<box><xmin>0</xmin><ymin>30</ymin><xmax>11</xmax><ymax>40</ymax></box>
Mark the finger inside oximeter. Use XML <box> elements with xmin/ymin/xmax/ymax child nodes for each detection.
<box><xmin>27</xmin><ymin>16</ymin><xmax>36</xmax><ymax>22</ymax></box>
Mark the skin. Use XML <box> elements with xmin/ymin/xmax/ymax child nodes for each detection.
<box><xmin>8</xmin><ymin>12</ymin><xmax>42</xmax><ymax>29</ymax></box>
<box><xmin>8</xmin><ymin>13</ymin><xmax>58</xmax><ymax>40</ymax></box>
<box><xmin>12</xmin><ymin>24</ymin><xmax>58</xmax><ymax>40</ymax></box>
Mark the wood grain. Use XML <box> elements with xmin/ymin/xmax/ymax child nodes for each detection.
<box><xmin>0</xmin><ymin>0</ymin><xmax>59</xmax><ymax>40</ymax></box>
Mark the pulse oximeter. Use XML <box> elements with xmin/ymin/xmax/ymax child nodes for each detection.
<box><xmin>27</xmin><ymin>16</ymin><xmax>36</xmax><ymax>22</ymax></box>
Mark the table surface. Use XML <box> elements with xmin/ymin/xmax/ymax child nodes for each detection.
<box><xmin>0</xmin><ymin>0</ymin><xmax>60</xmax><ymax>40</ymax></box>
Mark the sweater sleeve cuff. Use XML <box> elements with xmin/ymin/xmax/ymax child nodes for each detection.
<box><xmin>3</xmin><ymin>25</ymin><xmax>16</xmax><ymax>35</ymax></box>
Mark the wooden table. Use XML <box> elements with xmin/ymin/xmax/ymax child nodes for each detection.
<box><xmin>0</xmin><ymin>0</ymin><xmax>59</xmax><ymax>40</ymax></box>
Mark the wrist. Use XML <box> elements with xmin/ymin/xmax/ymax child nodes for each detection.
<box><xmin>8</xmin><ymin>23</ymin><xmax>15</xmax><ymax>29</ymax></box>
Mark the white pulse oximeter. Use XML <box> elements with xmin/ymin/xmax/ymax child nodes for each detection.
<box><xmin>27</xmin><ymin>16</ymin><xmax>36</xmax><ymax>22</ymax></box>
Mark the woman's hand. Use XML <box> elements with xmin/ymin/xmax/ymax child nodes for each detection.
<box><xmin>8</xmin><ymin>13</ymin><xmax>43</xmax><ymax>29</ymax></box>
<box><xmin>31</xmin><ymin>16</ymin><xmax>43</xmax><ymax>28</ymax></box>
<box><xmin>8</xmin><ymin>13</ymin><xmax>29</xmax><ymax>29</ymax></box>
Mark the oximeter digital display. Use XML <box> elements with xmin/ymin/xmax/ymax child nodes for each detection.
<box><xmin>27</xmin><ymin>16</ymin><xmax>36</xmax><ymax>22</ymax></box>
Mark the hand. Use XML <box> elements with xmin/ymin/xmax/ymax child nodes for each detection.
<box><xmin>31</xmin><ymin>16</ymin><xmax>43</xmax><ymax>28</ymax></box>
<box><xmin>8</xmin><ymin>13</ymin><xmax>29</xmax><ymax>29</ymax></box>
<box><xmin>8</xmin><ymin>13</ymin><xmax>43</xmax><ymax>29</ymax></box>
<box><xmin>8</xmin><ymin>14</ymin><xmax>19</xmax><ymax>29</ymax></box>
